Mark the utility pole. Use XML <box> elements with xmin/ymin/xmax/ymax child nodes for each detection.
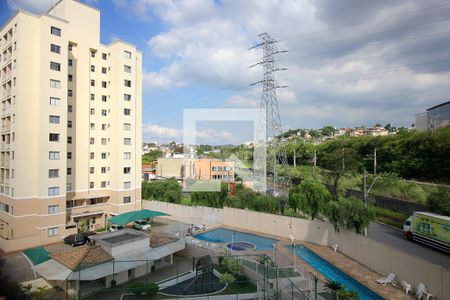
<box><xmin>250</xmin><ymin>33</ymin><xmax>290</xmax><ymax>193</ymax></box>
<box><xmin>363</xmin><ymin>169</ymin><xmax>380</xmax><ymax>236</ymax></box>
<box><xmin>374</xmin><ymin>148</ymin><xmax>377</xmax><ymax>175</ymax></box>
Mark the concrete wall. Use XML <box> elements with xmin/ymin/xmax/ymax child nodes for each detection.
<box><xmin>142</xmin><ymin>200</ymin><xmax>222</xmax><ymax>226</ymax></box>
<box><xmin>223</xmin><ymin>207</ymin><xmax>332</xmax><ymax>246</ymax></box>
<box><xmin>329</xmin><ymin>230</ymin><xmax>450</xmax><ymax>300</ymax></box>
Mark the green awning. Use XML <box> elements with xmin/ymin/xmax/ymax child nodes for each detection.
<box><xmin>23</xmin><ymin>247</ymin><xmax>51</xmax><ymax>265</ymax></box>
<box><xmin>107</xmin><ymin>209</ymin><xmax>169</xmax><ymax>225</ymax></box>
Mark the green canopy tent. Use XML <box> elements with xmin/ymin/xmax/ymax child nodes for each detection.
<box><xmin>107</xmin><ymin>209</ymin><xmax>169</xmax><ymax>225</ymax></box>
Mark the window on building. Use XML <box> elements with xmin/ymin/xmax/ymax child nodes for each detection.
<box><xmin>50</xmin><ymin>61</ymin><xmax>61</xmax><ymax>71</ymax></box>
<box><xmin>102</xmin><ymin>53</ymin><xmax>107</xmax><ymax>60</ymax></box>
<box><xmin>49</xmin><ymin>151</ymin><xmax>60</xmax><ymax>160</ymax></box>
<box><xmin>90</xmin><ymin>94</ymin><xmax>95</xmax><ymax>101</ymax></box>
<box><xmin>68</xmin><ymin>120</ymin><xmax>72</xmax><ymax>128</ymax></box>
<box><xmin>123</xmin><ymin>167</ymin><xmax>131</xmax><ymax>174</ymax></box>
<box><xmin>101</xmin><ymin>167</ymin><xmax>106</xmax><ymax>174</ymax></box>
<box><xmin>123</xmin><ymin>196</ymin><xmax>131</xmax><ymax>203</ymax></box>
<box><xmin>124</xmin><ymin>80</ymin><xmax>131</xmax><ymax>87</ymax></box>
<box><xmin>91</xmin><ymin>50</ymin><xmax>96</xmax><ymax>58</ymax></box>
<box><xmin>124</xmin><ymin>94</ymin><xmax>131</xmax><ymax>101</ymax></box>
<box><xmin>123</xmin><ymin>123</ymin><xmax>131</xmax><ymax>131</ymax></box>
<box><xmin>68</xmin><ymin>59</ymin><xmax>73</xmax><ymax>66</ymax></box>
<box><xmin>101</xmin><ymin>67</ymin><xmax>107</xmax><ymax>74</ymax></box>
<box><xmin>101</xmin><ymin>109</ymin><xmax>107</xmax><ymax>116</ymax></box>
<box><xmin>123</xmin><ymin>182</ymin><xmax>131</xmax><ymax>189</ymax></box>
<box><xmin>90</xmin><ymin>108</ymin><xmax>95</xmax><ymax>115</ymax></box>
<box><xmin>90</xmin><ymin>182</ymin><xmax>94</xmax><ymax>188</ymax></box>
<box><xmin>124</xmin><ymin>51</ymin><xmax>131</xmax><ymax>58</ymax></box>
<box><xmin>48</xmin><ymin>187</ymin><xmax>60</xmax><ymax>196</ymax></box>
<box><xmin>90</xmin><ymin>79</ymin><xmax>95</xmax><ymax>86</ymax></box>
<box><xmin>68</xmin><ymin>89</ymin><xmax>73</xmax><ymax>97</ymax></box>
<box><xmin>50</xmin><ymin>79</ymin><xmax>60</xmax><ymax>88</ymax></box>
<box><xmin>68</xmin><ymin>105</ymin><xmax>73</xmax><ymax>112</ymax></box>
<box><xmin>101</xmin><ymin>138</ymin><xmax>107</xmax><ymax>145</ymax></box>
<box><xmin>49</xmin><ymin>133</ymin><xmax>60</xmax><ymax>142</ymax></box>
<box><xmin>67</xmin><ymin>152</ymin><xmax>72</xmax><ymax>159</ymax></box>
<box><xmin>90</xmin><ymin>65</ymin><xmax>95</xmax><ymax>72</ymax></box>
<box><xmin>101</xmin><ymin>153</ymin><xmax>107</xmax><ymax>159</ymax></box>
<box><xmin>90</xmin><ymin>152</ymin><xmax>95</xmax><ymax>159</ymax></box>
<box><xmin>124</xmin><ymin>65</ymin><xmax>131</xmax><ymax>73</ymax></box>
<box><xmin>102</xmin><ymin>95</ymin><xmax>107</xmax><ymax>102</ymax></box>
<box><xmin>48</xmin><ymin>227</ymin><xmax>59</xmax><ymax>237</ymax></box>
<box><xmin>67</xmin><ymin>183</ymin><xmax>72</xmax><ymax>192</ymax></box>
<box><xmin>49</xmin><ymin>169</ymin><xmax>59</xmax><ymax>178</ymax></box>
<box><xmin>68</xmin><ymin>44</ymin><xmax>73</xmax><ymax>51</ymax></box>
<box><xmin>90</xmin><ymin>138</ymin><xmax>95</xmax><ymax>145</ymax></box>
<box><xmin>102</xmin><ymin>81</ymin><xmax>107</xmax><ymax>88</ymax></box>
<box><xmin>90</xmin><ymin>123</ymin><xmax>95</xmax><ymax>130</ymax></box>
<box><xmin>102</xmin><ymin>124</ymin><xmax>107</xmax><ymax>130</ymax></box>
<box><xmin>49</xmin><ymin>115</ymin><xmax>60</xmax><ymax>124</ymax></box>
<box><xmin>124</xmin><ymin>108</ymin><xmax>131</xmax><ymax>116</ymax></box>
<box><xmin>67</xmin><ymin>136</ymin><xmax>72</xmax><ymax>144</ymax></box>
<box><xmin>101</xmin><ymin>181</ymin><xmax>107</xmax><ymax>188</ymax></box>
<box><xmin>50</xmin><ymin>44</ymin><xmax>61</xmax><ymax>54</ymax></box>
<box><xmin>68</xmin><ymin>74</ymin><xmax>73</xmax><ymax>81</ymax></box>
<box><xmin>90</xmin><ymin>167</ymin><xmax>94</xmax><ymax>174</ymax></box>
<box><xmin>50</xmin><ymin>26</ymin><xmax>61</xmax><ymax>36</ymax></box>
<box><xmin>124</xmin><ymin>138</ymin><xmax>131</xmax><ymax>145</ymax></box>
<box><xmin>67</xmin><ymin>168</ymin><xmax>72</xmax><ymax>175</ymax></box>
<box><xmin>124</xmin><ymin>152</ymin><xmax>131</xmax><ymax>160</ymax></box>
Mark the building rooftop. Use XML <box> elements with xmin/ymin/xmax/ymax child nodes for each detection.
<box><xmin>92</xmin><ymin>229</ymin><xmax>148</xmax><ymax>247</ymax></box>
<box><xmin>426</xmin><ymin>100</ymin><xmax>450</xmax><ymax>111</ymax></box>
<box><xmin>50</xmin><ymin>246</ymin><xmax>113</xmax><ymax>271</ymax></box>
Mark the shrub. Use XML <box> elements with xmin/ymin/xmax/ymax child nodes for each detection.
<box><xmin>219</xmin><ymin>273</ymin><xmax>235</xmax><ymax>285</ymax></box>
<box><xmin>144</xmin><ymin>283</ymin><xmax>159</xmax><ymax>296</ymax></box>
<box><xmin>222</xmin><ymin>257</ymin><xmax>240</xmax><ymax>274</ymax></box>
<box><xmin>130</xmin><ymin>282</ymin><xmax>146</xmax><ymax>296</ymax></box>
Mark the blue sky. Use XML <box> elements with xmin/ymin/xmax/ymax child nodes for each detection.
<box><xmin>2</xmin><ymin>0</ymin><xmax>450</xmax><ymax>144</ymax></box>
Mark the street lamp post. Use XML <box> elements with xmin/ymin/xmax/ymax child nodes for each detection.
<box><xmin>363</xmin><ymin>170</ymin><xmax>380</xmax><ymax>236</ymax></box>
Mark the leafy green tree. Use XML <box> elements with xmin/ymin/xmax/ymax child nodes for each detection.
<box><xmin>251</xmin><ymin>195</ymin><xmax>278</xmax><ymax>214</ymax></box>
<box><xmin>288</xmin><ymin>181</ymin><xmax>331</xmax><ymax>219</ymax></box>
<box><xmin>326</xmin><ymin>200</ymin><xmax>346</xmax><ymax>232</ymax></box>
<box><xmin>427</xmin><ymin>186</ymin><xmax>450</xmax><ymax>216</ymax></box>
<box><xmin>142</xmin><ymin>150</ymin><xmax>163</xmax><ymax>164</ymax></box>
<box><xmin>191</xmin><ymin>183</ymin><xmax>229</xmax><ymax>208</ymax></box>
<box><xmin>142</xmin><ymin>179</ymin><xmax>182</xmax><ymax>203</ymax></box>
<box><xmin>321</xmin><ymin>125</ymin><xmax>336</xmax><ymax>136</ymax></box>
<box><xmin>222</xmin><ymin>257</ymin><xmax>241</xmax><ymax>274</ymax></box>
<box><xmin>318</xmin><ymin>141</ymin><xmax>360</xmax><ymax>199</ymax></box>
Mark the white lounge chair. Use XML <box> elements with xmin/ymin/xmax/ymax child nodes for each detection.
<box><xmin>376</xmin><ymin>273</ymin><xmax>396</xmax><ymax>286</ymax></box>
<box><xmin>416</xmin><ymin>283</ymin><xmax>434</xmax><ymax>300</ymax></box>
<box><xmin>402</xmin><ymin>280</ymin><xmax>412</xmax><ymax>295</ymax></box>
<box><xmin>331</xmin><ymin>244</ymin><xmax>339</xmax><ymax>252</ymax></box>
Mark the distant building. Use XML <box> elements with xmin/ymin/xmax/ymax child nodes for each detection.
<box><xmin>367</xmin><ymin>127</ymin><xmax>389</xmax><ymax>136</ymax></box>
<box><xmin>415</xmin><ymin>101</ymin><xmax>450</xmax><ymax>132</ymax></box>
<box><xmin>156</xmin><ymin>158</ymin><xmax>234</xmax><ymax>184</ymax></box>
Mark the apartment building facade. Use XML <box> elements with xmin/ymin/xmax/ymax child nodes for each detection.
<box><xmin>0</xmin><ymin>0</ymin><xmax>142</xmax><ymax>252</ymax></box>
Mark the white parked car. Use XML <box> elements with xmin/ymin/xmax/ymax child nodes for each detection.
<box><xmin>133</xmin><ymin>219</ymin><xmax>151</xmax><ymax>231</ymax></box>
<box><xmin>109</xmin><ymin>224</ymin><xmax>124</xmax><ymax>232</ymax></box>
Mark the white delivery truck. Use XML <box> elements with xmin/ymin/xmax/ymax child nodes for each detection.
<box><xmin>403</xmin><ymin>211</ymin><xmax>450</xmax><ymax>253</ymax></box>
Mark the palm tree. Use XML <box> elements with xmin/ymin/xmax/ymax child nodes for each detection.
<box><xmin>325</xmin><ymin>280</ymin><xmax>342</xmax><ymax>300</ymax></box>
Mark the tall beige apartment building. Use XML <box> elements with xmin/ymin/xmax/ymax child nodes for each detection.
<box><xmin>0</xmin><ymin>0</ymin><xmax>142</xmax><ymax>252</ymax></box>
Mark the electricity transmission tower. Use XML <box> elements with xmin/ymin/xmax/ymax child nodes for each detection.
<box><xmin>250</xmin><ymin>33</ymin><xmax>291</xmax><ymax>193</ymax></box>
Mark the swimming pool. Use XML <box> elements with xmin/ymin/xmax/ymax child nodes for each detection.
<box><xmin>194</xmin><ymin>228</ymin><xmax>278</xmax><ymax>251</ymax></box>
<box><xmin>290</xmin><ymin>245</ymin><xmax>383</xmax><ymax>300</ymax></box>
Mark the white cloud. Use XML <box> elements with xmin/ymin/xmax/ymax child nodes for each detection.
<box><xmin>6</xmin><ymin>0</ymin><xmax>54</xmax><ymax>13</ymax></box>
<box><xmin>142</xmin><ymin>123</ymin><xmax>242</xmax><ymax>144</ymax></box>
<box><xmin>122</xmin><ymin>0</ymin><xmax>450</xmax><ymax>130</ymax></box>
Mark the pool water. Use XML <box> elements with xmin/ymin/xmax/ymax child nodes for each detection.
<box><xmin>290</xmin><ymin>245</ymin><xmax>383</xmax><ymax>300</ymax></box>
<box><xmin>194</xmin><ymin>228</ymin><xmax>277</xmax><ymax>251</ymax></box>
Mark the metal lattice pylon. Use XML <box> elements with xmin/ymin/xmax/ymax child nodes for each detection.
<box><xmin>250</xmin><ymin>33</ymin><xmax>290</xmax><ymax>193</ymax></box>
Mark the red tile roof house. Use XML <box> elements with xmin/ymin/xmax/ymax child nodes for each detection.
<box><xmin>33</xmin><ymin>229</ymin><xmax>185</xmax><ymax>298</ymax></box>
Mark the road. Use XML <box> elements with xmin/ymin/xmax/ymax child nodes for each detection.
<box><xmin>367</xmin><ymin>222</ymin><xmax>450</xmax><ymax>270</ymax></box>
